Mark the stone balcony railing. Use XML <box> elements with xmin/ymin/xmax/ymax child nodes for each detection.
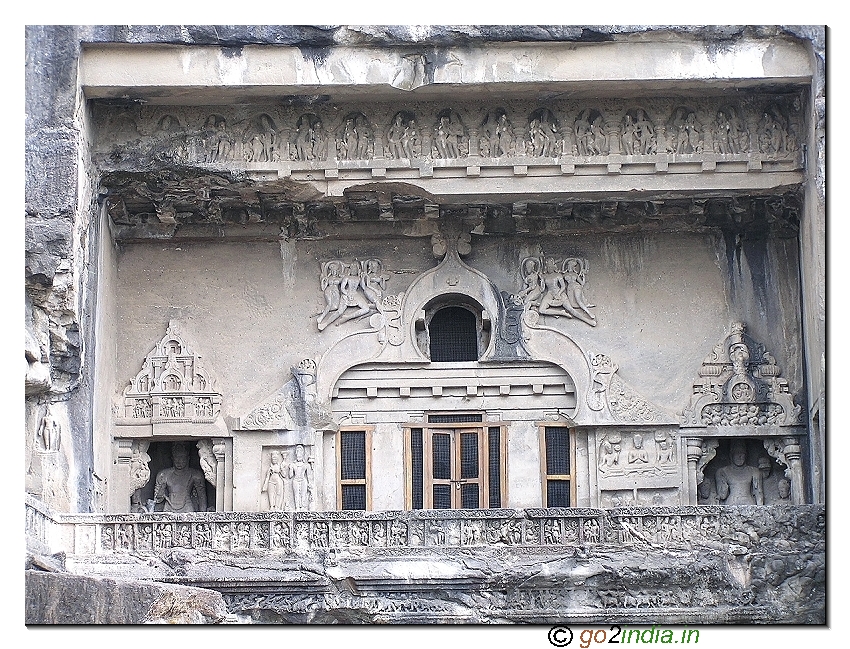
<box><xmin>25</xmin><ymin>494</ymin><xmax>822</xmax><ymax>557</ymax></box>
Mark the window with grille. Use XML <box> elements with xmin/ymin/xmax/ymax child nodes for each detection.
<box><xmin>337</xmin><ymin>429</ymin><xmax>371</xmax><ymax>510</ymax></box>
<box><xmin>406</xmin><ymin>417</ymin><xmax>506</xmax><ymax>510</ymax></box>
<box><xmin>541</xmin><ymin>426</ymin><xmax>574</xmax><ymax>507</ymax></box>
<box><xmin>428</xmin><ymin>306</ymin><xmax>479</xmax><ymax>361</ymax></box>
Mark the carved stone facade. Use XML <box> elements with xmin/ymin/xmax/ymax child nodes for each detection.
<box><xmin>25</xmin><ymin>26</ymin><xmax>825</xmax><ymax>626</ymax></box>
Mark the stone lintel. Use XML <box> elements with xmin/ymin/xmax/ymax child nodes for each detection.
<box><xmin>80</xmin><ymin>41</ymin><xmax>813</xmax><ymax>104</ymax></box>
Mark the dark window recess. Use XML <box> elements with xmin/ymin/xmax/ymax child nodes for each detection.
<box><xmin>429</xmin><ymin>307</ymin><xmax>479</xmax><ymax>361</ymax></box>
<box><xmin>545</xmin><ymin>427</ymin><xmax>571</xmax><ymax>476</ymax></box>
<box><xmin>411</xmin><ymin>428</ymin><xmax>423</xmax><ymax>510</ymax></box>
<box><xmin>341</xmin><ymin>484</ymin><xmax>367</xmax><ymax>510</ymax></box>
<box><xmin>488</xmin><ymin>427</ymin><xmax>502</xmax><ymax>508</ymax></box>
<box><xmin>340</xmin><ymin>431</ymin><xmax>366</xmax><ymax>481</ymax></box>
<box><xmin>428</xmin><ymin>413</ymin><xmax>483</xmax><ymax>423</ymax></box>
<box><xmin>547</xmin><ymin>480</ymin><xmax>571</xmax><ymax>508</ymax></box>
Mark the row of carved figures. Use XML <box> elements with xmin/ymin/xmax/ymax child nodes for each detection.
<box><xmin>124</xmin><ymin>104</ymin><xmax>799</xmax><ymax>165</ymax></box>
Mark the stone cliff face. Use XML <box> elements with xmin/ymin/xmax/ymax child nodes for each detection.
<box><xmin>24</xmin><ymin>26</ymin><xmax>826</xmax><ymax>625</ymax></box>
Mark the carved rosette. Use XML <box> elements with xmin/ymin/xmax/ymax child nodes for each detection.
<box><xmin>122</xmin><ymin>320</ymin><xmax>222</xmax><ymax>423</ymax></box>
<box><xmin>681</xmin><ymin>322</ymin><xmax>802</xmax><ymax>428</ymax></box>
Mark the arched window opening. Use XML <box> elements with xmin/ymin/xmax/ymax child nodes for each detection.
<box><xmin>428</xmin><ymin>306</ymin><xmax>479</xmax><ymax>362</ymax></box>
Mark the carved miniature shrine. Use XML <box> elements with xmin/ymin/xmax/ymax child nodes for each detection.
<box><xmin>25</xmin><ymin>26</ymin><xmax>825</xmax><ymax>624</ymax></box>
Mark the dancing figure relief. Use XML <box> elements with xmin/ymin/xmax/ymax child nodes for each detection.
<box><xmin>317</xmin><ymin>258</ymin><xmax>388</xmax><ymax>331</ymax></box>
<box><xmin>520</xmin><ymin>256</ymin><xmax>597</xmax><ymax>326</ymax></box>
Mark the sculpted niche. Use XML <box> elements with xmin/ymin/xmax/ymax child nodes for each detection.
<box><xmin>682</xmin><ymin>323</ymin><xmax>807</xmax><ymax>505</ymax></box>
<box><xmin>153</xmin><ymin>442</ymin><xmax>208</xmax><ymax>513</ymax></box>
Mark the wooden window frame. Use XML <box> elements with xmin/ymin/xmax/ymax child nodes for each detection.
<box><xmin>336</xmin><ymin>426</ymin><xmax>373</xmax><ymax>511</ymax></box>
<box><xmin>538</xmin><ymin>424</ymin><xmax>576</xmax><ymax>507</ymax></box>
<box><xmin>405</xmin><ymin>413</ymin><xmax>508</xmax><ymax>510</ymax></box>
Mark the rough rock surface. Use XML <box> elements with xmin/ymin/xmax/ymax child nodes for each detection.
<box><xmin>25</xmin><ymin>569</ymin><xmax>228</xmax><ymax>624</ymax></box>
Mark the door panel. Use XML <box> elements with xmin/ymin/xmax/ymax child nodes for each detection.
<box><xmin>424</xmin><ymin>427</ymin><xmax>485</xmax><ymax>509</ymax></box>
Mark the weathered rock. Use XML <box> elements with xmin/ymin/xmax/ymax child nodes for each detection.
<box><xmin>25</xmin><ymin>570</ymin><xmax>227</xmax><ymax>624</ymax></box>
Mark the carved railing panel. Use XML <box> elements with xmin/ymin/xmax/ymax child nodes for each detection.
<box><xmin>37</xmin><ymin>502</ymin><xmax>821</xmax><ymax>555</ymax></box>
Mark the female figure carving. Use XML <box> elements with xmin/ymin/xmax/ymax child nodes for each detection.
<box><xmin>262</xmin><ymin>450</ymin><xmax>286</xmax><ymax>511</ymax></box>
<box><xmin>290</xmin><ymin>445</ymin><xmax>313</xmax><ymax>511</ymax></box>
<box><xmin>317</xmin><ymin>260</ymin><xmax>344</xmax><ymax>331</ymax></box>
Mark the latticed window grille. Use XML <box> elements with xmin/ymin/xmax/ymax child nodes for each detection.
<box><xmin>338</xmin><ymin>430</ymin><xmax>369</xmax><ymax>510</ymax></box>
<box><xmin>428</xmin><ymin>307</ymin><xmax>479</xmax><ymax>361</ymax></box>
<box><xmin>428</xmin><ymin>413</ymin><xmax>483</xmax><ymax>423</ymax></box>
<box><xmin>543</xmin><ymin>427</ymin><xmax>572</xmax><ymax>507</ymax></box>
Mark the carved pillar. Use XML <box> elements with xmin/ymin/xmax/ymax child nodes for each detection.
<box><xmin>605</xmin><ymin>117</ymin><xmax>621</xmax><ymax>155</ymax></box>
<box><xmin>561</xmin><ymin>126</ymin><xmax>575</xmax><ymax>157</ymax></box>
<box><xmin>514</xmin><ymin>126</ymin><xmax>527</xmax><ymax>156</ymax></box>
<box><xmin>703</xmin><ymin>121</ymin><xmax>715</xmax><ymax>154</ymax></box>
<box><xmin>113</xmin><ymin>439</ymin><xmax>134</xmax><ymax>513</ymax></box>
<box><xmin>656</xmin><ymin>125</ymin><xmax>669</xmax><ymax>154</ymax></box>
<box><xmin>212</xmin><ymin>439</ymin><xmax>227</xmax><ymax>512</ymax></box>
<box><xmin>746</xmin><ymin>115</ymin><xmax>760</xmax><ymax>154</ymax></box>
<box><xmin>765</xmin><ymin>436</ymin><xmax>806</xmax><ymax>505</ymax></box>
<box><xmin>782</xmin><ymin>437</ymin><xmax>806</xmax><ymax>504</ymax></box>
<box><xmin>279</xmin><ymin>127</ymin><xmax>292</xmax><ymax>161</ymax></box>
<box><xmin>686</xmin><ymin>437</ymin><xmax>703</xmax><ymax>505</ymax></box>
<box><xmin>372</xmin><ymin>123</ymin><xmax>384</xmax><ymax>159</ymax></box>
<box><xmin>468</xmin><ymin>128</ymin><xmax>479</xmax><ymax>156</ymax></box>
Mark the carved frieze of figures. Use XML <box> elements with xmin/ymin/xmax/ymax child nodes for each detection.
<box><xmin>574</xmin><ymin>109</ymin><xmax>610</xmax><ymax>156</ymax></box>
<box><xmin>713</xmin><ymin>107</ymin><xmax>749</xmax><ymax>155</ymax></box>
<box><xmin>261</xmin><ymin>445</ymin><xmax>314</xmax><ymax>511</ymax></box>
<box><xmin>481</xmin><ymin>109</ymin><xmax>516</xmax><ymax>157</ymax></box>
<box><xmin>292</xmin><ymin>113</ymin><xmax>331</xmax><ymax>162</ymax></box>
<box><xmin>386</xmin><ymin>111</ymin><xmax>421</xmax><ymax>159</ymax></box>
<box><xmin>122</xmin><ymin>320</ymin><xmax>222</xmax><ymax>423</ymax></box>
<box><xmin>681</xmin><ymin>322</ymin><xmax>802</xmax><ymax>428</ymax></box>
<box><xmin>317</xmin><ymin>258</ymin><xmax>388</xmax><ymax>331</ymax></box>
<box><xmin>99</xmin><ymin>96</ymin><xmax>802</xmax><ymax>171</ymax></box>
<box><xmin>244</xmin><ymin>113</ymin><xmax>279</xmax><ymax>163</ymax></box>
<box><xmin>432</xmin><ymin>110</ymin><xmax>466</xmax><ymax>159</ymax></box>
<box><xmin>666</xmin><ymin>107</ymin><xmax>703</xmax><ymax>154</ymax></box>
<box><xmin>757</xmin><ymin>105</ymin><xmax>795</xmax><ymax>157</ymax></box>
<box><xmin>621</xmin><ymin>108</ymin><xmax>657</xmax><ymax>155</ymax></box>
<box><xmin>336</xmin><ymin>113</ymin><xmax>374</xmax><ymax>160</ymax></box>
<box><xmin>520</xmin><ymin>256</ymin><xmax>596</xmax><ymax>326</ymax></box>
<box><xmin>527</xmin><ymin>109</ymin><xmax>560</xmax><ymax>157</ymax></box>
<box><xmin>598</xmin><ymin>430</ymin><xmax>677</xmax><ymax>478</ymax></box>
